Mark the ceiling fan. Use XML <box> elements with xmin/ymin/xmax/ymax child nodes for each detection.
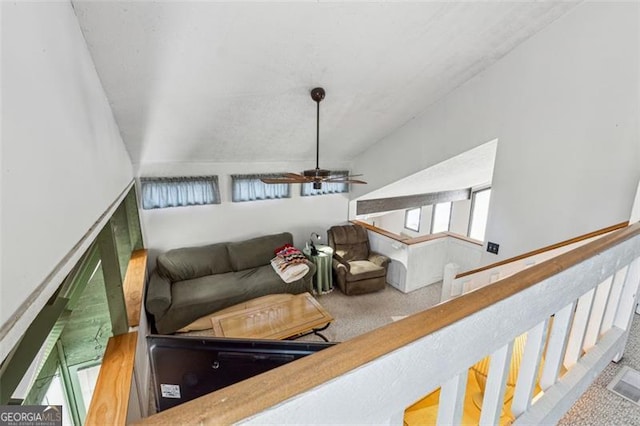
<box><xmin>261</xmin><ymin>87</ymin><xmax>367</xmax><ymax>189</ymax></box>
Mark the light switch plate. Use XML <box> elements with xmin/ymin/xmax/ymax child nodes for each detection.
<box><xmin>487</xmin><ymin>242</ymin><xmax>499</xmax><ymax>255</ymax></box>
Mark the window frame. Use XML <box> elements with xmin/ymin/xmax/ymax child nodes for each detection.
<box><xmin>404</xmin><ymin>207</ymin><xmax>421</xmax><ymax>232</ymax></box>
<box><xmin>430</xmin><ymin>201</ymin><xmax>453</xmax><ymax>234</ymax></box>
<box><xmin>231</xmin><ymin>173</ymin><xmax>291</xmax><ymax>202</ymax></box>
<box><xmin>468</xmin><ymin>187</ymin><xmax>492</xmax><ymax>241</ymax></box>
<box><xmin>140</xmin><ymin>176</ymin><xmax>221</xmax><ymax>210</ymax></box>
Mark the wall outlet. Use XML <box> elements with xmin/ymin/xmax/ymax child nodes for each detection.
<box><xmin>487</xmin><ymin>242</ymin><xmax>500</xmax><ymax>255</ymax></box>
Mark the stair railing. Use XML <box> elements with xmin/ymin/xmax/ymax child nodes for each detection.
<box><xmin>138</xmin><ymin>222</ymin><xmax>640</xmax><ymax>425</ymax></box>
<box><xmin>444</xmin><ymin>221</ymin><xmax>628</xmax><ymax>301</ymax></box>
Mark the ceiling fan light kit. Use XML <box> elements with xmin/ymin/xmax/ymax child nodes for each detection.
<box><xmin>260</xmin><ymin>87</ymin><xmax>366</xmax><ymax>189</ymax></box>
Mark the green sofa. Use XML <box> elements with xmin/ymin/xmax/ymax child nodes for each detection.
<box><xmin>145</xmin><ymin>232</ymin><xmax>316</xmax><ymax>334</ymax></box>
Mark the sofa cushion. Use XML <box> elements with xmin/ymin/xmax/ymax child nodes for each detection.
<box><xmin>227</xmin><ymin>232</ymin><xmax>292</xmax><ymax>271</ymax></box>
<box><xmin>156</xmin><ymin>265</ymin><xmax>310</xmax><ymax>334</ymax></box>
<box><xmin>171</xmin><ymin>272</ymin><xmax>245</xmax><ymax>312</ymax></box>
<box><xmin>236</xmin><ymin>265</ymin><xmax>298</xmax><ymax>293</ymax></box>
<box><xmin>157</xmin><ymin>243</ymin><xmax>232</xmax><ymax>282</ymax></box>
<box><xmin>346</xmin><ymin>260</ymin><xmax>386</xmax><ymax>281</ymax></box>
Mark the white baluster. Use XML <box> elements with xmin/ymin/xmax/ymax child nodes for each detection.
<box><xmin>583</xmin><ymin>276</ymin><xmax>613</xmax><ymax>351</ymax></box>
<box><xmin>437</xmin><ymin>372</ymin><xmax>467</xmax><ymax>426</ymax></box>
<box><xmin>613</xmin><ymin>257</ymin><xmax>640</xmax><ymax>362</ymax></box>
<box><xmin>512</xmin><ymin>320</ymin><xmax>548</xmax><ymax>417</ymax></box>
<box><xmin>563</xmin><ymin>288</ymin><xmax>595</xmax><ymax>369</ymax></box>
<box><xmin>600</xmin><ymin>265</ymin><xmax>629</xmax><ymax>335</ymax></box>
<box><xmin>540</xmin><ymin>302</ymin><xmax>575</xmax><ymax>390</ymax></box>
<box><xmin>479</xmin><ymin>342</ymin><xmax>513</xmax><ymax>426</ymax></box>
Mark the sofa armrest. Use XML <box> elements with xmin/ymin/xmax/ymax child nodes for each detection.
<box><xmin>368</xmin><ymin>252</ymin><xmax>391</xmax><ymax>269</ymax></box>
<box><xmin>301</xmin><ymin>260</ymin><xmax>317</xmax><ymax>293</ymax></box>
<box><xmin>304</xmin><ymin>259</ymin><xmax>317</xmax><ymax>279</ymax></box>
<box><xmin>146</xmin><ymin>271</ymin><xmax>172</xmax><ymax>317</ymax></box>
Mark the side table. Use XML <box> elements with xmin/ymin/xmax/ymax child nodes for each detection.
<box><xmin>303</xmin><ymin>245</ymin><xmax>334</xmax><ymax>295</ymax></box>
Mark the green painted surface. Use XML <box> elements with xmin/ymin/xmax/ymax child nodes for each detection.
<box><xmin>59</xmin><ymin>264</ymin><xmax>112</xmax><ymax>366</ymax></box>
<box><xmin>125</xmin><ymin>186</ymin><xmax>144</xmax><ymax>250</ymax></box>
<box><xmin>14</xmin><ymin>187</ymin><xmax>144</xmax><ymax>422</ymax></box>
<box><xmin>97</xmin><ymin>223</ymin><xmax>128</xmax><ymax>336</ymax></box>
<box><xmin>0</xmin><ymin>297</ymin><xmax>69</xmax><ymax>404</ymax></box>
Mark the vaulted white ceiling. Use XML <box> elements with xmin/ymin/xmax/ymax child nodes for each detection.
<box><xmin>72</xmin><ymin>1</ymin><xmax>578</xmax><ymax>167</ymax></box>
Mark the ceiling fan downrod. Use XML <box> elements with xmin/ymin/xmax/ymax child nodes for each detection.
<box><xmin>311</xmin><ymin>87</ymin><xmax>326</xmax><ymax>189</ymax></box>
<box><xmin>258</xmin><ymin>86</ymin><xmax>366</xmax><ymax>189</ymax></box>
<box><xmin>311</xmin><ymin>87</ymin><xmax>325</xmax><ymax>172</ymax></box>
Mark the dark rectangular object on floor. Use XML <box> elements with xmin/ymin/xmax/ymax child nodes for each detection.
<box><xmin>148</xmin><ymin>335</ymin><xmax>334</xmax><ymax>411</ymax></box>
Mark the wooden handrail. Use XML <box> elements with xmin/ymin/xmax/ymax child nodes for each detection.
<box><xmin>85</xmin><ymin>331</ymin><xmax>137</xmax><ymax>426</ymax></box>
<box><xmin>456</xmin><ymin>221</ymin><xmax>629</xmax><ymax>279</ymax></box>
<box><xmin>138</xmin><ymin>222</ymin><xmax>640</xmax><ymax>425</ymax></box>
<box><xmin>123</xmin><ymin>249</ymin><xmax>148</xmax><ymax>327</ymax></box>
<box><xmin>351</xmin><ymin>220</ymin><xmax>483</xmax><ymax>246</ymax></box>
<box><xmin>351</xmin><ymin>219</ymin><xmax>409</xmax><ymax>242</ymax></box>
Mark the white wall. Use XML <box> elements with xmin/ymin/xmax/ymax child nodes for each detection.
<box><xmin>363</xmin><ymin>199</ymin><xmax>470</xmax><ymax>237</ymax></box>
<box><xmin>375</xmin><ymin>209</ymin><xmax>408</xmax><ymax>236</ymax></box>
<box><xmin>138</xmin><ymin>162</ymin><xmax>351</xmax><ymax>264</ymax></box>
<box><xmin>450</xmin><ymin>199</ymin><xmax>471</xmax><ymax>236</ymax></box>
<box><xmin>1</xmin><ymin>2</ymin><xmax>133</xmax><ymax>357</ymax></box>
<box><xmin>352</xmin><ymin>2</ymin><xmax>640</xmax><ymax>264</ymax></box>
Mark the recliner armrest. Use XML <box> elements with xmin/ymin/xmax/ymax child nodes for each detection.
<box><xmin>146</xmin><ymin>271</ymin><xmax>172</xmax><ymax>317</ymax></box>
<box><xmin>368</xmin><ymin>252</ymin><xmax>391</xmax><ymax>269</ymax></box>
<box><xmin>333</xmin><ymin>253</ymin><xmax>351</xmax><ymax>272</ymax></box>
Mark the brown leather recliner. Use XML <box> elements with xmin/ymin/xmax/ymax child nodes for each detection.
<box><xmin>327</xmin><ymin>224</ymin><xmax>390</xmax><ymax>295</ymax></box>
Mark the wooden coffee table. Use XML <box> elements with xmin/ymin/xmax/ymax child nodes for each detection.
<box><xmin>209</xmin><ymin>292</ymin><xmax>333</xmax><ymax>341</ymax></box>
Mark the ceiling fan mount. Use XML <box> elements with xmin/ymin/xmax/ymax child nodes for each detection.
<box><xmin>310</xmin><ymin>87</ymin><xmax>325</xmax><ymax>103</ymax></box>
<box><xmin>261</xmin><ymin>87</ymin><xmax>366</xmax><ymax>189</ymax></box>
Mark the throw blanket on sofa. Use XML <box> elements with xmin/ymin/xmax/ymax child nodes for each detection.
<box><xmin>271</xmin><ymin>244</ymin><xmax>309</xmax><ymax>284</ymax></box>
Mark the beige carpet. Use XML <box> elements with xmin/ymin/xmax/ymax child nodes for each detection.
<box><xmin>183</xmin><ymin>283</ymin><xmax>443</xmax><ymax>342</ymax></box>
<box><xmin>298</xmin><ymin>283</ymin><xmax>442</xmax><ymax>343</ymax></box>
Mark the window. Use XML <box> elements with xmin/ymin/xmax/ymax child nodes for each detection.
<box><xmin>405</xmin><ymin>207</ymin><xmax>421</xmax><ymax>232</ymax></box>
<box><xmin>141</xmin><ymin>176</ymin><xmax>220</xmax><ymax>209</ymax></box>
<box><xmin>301</xmin><ymin>171</ymin><xmax>349</xmax><ymax>196</ymax></box>
<box><xmin>469</xmin><ymin>188</ymin><xmax>491</xmax><ymax>241</ymax></box>
<box><xmin>431</xmin><ymin>202</ymin><xmax>452</xmax><ymax>233</ymax></box>
<box><xmin>231</xmin><ymin>174</ymin><xmax>290</xmax><ymax>202</ymax></box>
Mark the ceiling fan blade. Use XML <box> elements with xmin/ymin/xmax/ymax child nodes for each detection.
<box><xmin>284</xmin><ymin>172</ymin><xmax>308</xmax><ymax>179</ymax></box>
<box><xmin>261</xmin><ymin>177</ymin><xmax>307</xmax><ymax>184</ymax></box>
<box><xmin>324</xmin><ymin>174</ymin><xmax>363</xmax><ymax>181</ymax></box>
<box><xmin>260</xmin><ymin>88</ymin><xmax>367</xmax><ymax>187</ymax></box>
<box><xmin>325</xmin><ymin>179</ymin><xmax>368</xmax><ymax>184</ymax></box>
